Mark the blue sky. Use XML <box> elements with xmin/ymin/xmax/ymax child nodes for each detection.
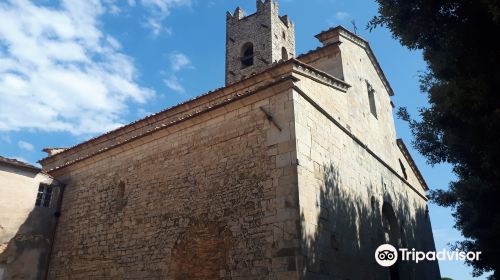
<box><xmin>0</xmin><ymin>0</ymin><xmax>488</xmax><ymax>278</ymax></box>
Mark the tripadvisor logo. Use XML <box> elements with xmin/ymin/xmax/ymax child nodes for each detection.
<box><xmin>375</xmin><ymin>244</ymin><xmax>482</xmax><ymax>266</ymax></box>
<box><xmin>375</xmin><ymin>244</ymin><xmax>398</xmax><ymax>267</ymax></box>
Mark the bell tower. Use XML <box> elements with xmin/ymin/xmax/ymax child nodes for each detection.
<box><xmin>225</xmin><ymin>0</ymin><xmax>296</xmax><ymax>85</ymax></box>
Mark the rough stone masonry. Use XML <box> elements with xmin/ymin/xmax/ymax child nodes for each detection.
<box><xmin>40</xmin><ymin>0</ymin><xmax>441</xmax><ymax>279</ymax></box>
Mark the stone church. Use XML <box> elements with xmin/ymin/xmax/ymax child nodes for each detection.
<box><xmin>38</xmin><ymin>0</ymin><xmax>440</xmax><ymax>279</ymax></box>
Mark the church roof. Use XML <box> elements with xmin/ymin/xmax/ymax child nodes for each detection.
<box><xmin>39</xmin><ymin>59</ymin><xmax>349</xmax><ymax>171</ymax></box>
<box><xmin>38</xmin><ymin>57</ymin><xmax>428</xmax><ymax>199</ymax></box>
<box><xmin>396</xmin><ymin>139</ymin><xmax>429</xmax><ymax>191</ymax></box>
<box><xmin>0</xmin><ymin>155</ymin><xmax>40</xmax><ymax>172</ymax></box>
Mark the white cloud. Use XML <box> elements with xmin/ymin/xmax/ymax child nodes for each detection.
<box><xmin>163</xmin><ymin>51</ymin><xmax>191</xmax><ymax>94</ymax></box>
<box><xmin>106</xmin><ymin>35</ymin><xmax>122</xmax><ymax>49</ymax></box>
<box><xmin>0</xmin><ymin>135</ymin><xmax>11</xmax><ymax>144</ymax></box>
<box><xmin>140</xmin><ymin>0</ymin><xmax>191</xmax><ymax>15</ymax></box>
<box><xmin>137</xmin><ymin>108</ymin><xmax>152</xmax><ymax>118</ymax></box>
<box><xmin>327</xmin><ymin>11</ymin><xmax>351</xmax><ymax>26</ymax></box>
<box><xmin>164</xmin><ymin>75</ymin><xmax>185</xmax><ymax>93</ymax></box>
<box><xmin>335</xmin><ymin>11</ymin><xmax>350</xmax><ymax>21</ymax></box>
<box><xmin>169</xmin><ymin>52</ymin><xmax>192</xmax><ymax>72</ymax></box>
<box><xmin>144</xmin><ymin>17</ymin><xmax>172</xmax><ymax>37</ymax></box>
<box><xmin>0</xmin><ymin>0</ymin><xmax>154</xmax><ymax>135</ymax></box>
<box><xmin>18</xmin><ymin>140</ymin><xmax>34</xmax><ymax>152</ymax></box>
<box><xmin>139</xmin><ymin>0</ymin><xmax>192</xmax><ymax>36</ymax></box>
<box><xmin>106</xmin><ymin>0</ymin><xmax>191</xmax><ymax>36</ymax></box>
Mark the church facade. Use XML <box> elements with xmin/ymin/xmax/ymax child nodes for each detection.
<box><xmin>40</xmin><ymin>1</ymin><xmax>440</xmax><ymax>279</ymax></box>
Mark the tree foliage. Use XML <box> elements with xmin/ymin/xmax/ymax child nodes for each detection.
<box><xmin>369</xmin><ymin>0</ymin><xmax>500</xmax><ymax>278</ymax></box>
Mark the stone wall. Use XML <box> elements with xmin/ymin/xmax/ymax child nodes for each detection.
<box><xmin>226</xmin><ymin>0</ymin><xmax>295</xmax><ymax>85</ymax></box>
<box><xmin>292</xmin><ymin>51</ymin><xmax>440</xmax><ymax>278</ymax></box>
<box><xmin>41</xmin><ymin>24</ymin><xmax>441</xmax><ymax>278</ymax></box>
<box><xmin>46</xmin><ymin>81</ymin><xmax>302</xmax><ymax>279</ymax></box>
<box><xmin>293</xmin><ymin>86</ymin><xmax>439</xmax><ymax>279</ymax></box>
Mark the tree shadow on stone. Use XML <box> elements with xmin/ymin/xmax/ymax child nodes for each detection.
<box><xmin>300</xmin><ymin>161</ymin><xmax>439</xmax><ymax>279</ymax></box>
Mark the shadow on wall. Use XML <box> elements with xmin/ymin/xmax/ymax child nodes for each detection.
<box><xmin>300</xmin><ymin>162</ymin><xmax>438</xmax><ymax>279</ymax></box>
<box><xmin>0</xmin><ymin>197</ymin><xmax>60</xmax><ymax>280</ymax></box>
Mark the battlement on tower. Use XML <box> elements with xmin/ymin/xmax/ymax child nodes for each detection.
<box><xmin>226</xmin><ymin>0</ymin><xmax>279</xmax><ymax>21</ymax></box>
<box><xmin>225</xmin><ymin>0</ymin><xmax>296</xmax><ymax>85</ymax></box>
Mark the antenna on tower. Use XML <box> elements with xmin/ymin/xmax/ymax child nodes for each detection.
<box><xmin>351</xmin><ymin>20</ymin><xmax>358</xmax><ymax>34</ymax></box>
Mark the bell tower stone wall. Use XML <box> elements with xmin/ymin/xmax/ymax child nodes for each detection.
<box><xmin>225</xmin><ymin>0</ymin><xmax>296</xmax><ymax>85</ymax></box>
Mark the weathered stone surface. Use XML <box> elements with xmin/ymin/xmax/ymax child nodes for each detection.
<box><xmin>40</xmin><ymin>1</ymin><xmax>440</xmax><ymax>279</ymax></box>
<box><xmin>0</xmin><ymin>162</ymin><xmax>60</xmax><ymax>280</ymax></box>
<box><xmin>293</xmin><ymin>26</ymin><xmax>440</xmax><ymax>279</ymax></box>
<box><xmin>46</xmin><ymin>83</ymin><xmax>299</xmax><ymax>279</ymax></box>
<box><xmin>226</xmin><ymin>0</ymin><xmax>295</xmax><ymax>85</ymax></box>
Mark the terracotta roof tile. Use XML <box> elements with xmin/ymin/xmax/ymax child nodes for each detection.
<box><xmin>0</xmin><ymin>156</ymin><xmax>40</xmax><ymax>172</ymax></box>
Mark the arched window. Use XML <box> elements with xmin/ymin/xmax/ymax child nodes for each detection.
<box><xmin>241</xmin><ymin>42</ymin><xmax>254</xmax><ymax>68</ymax></box>
<box><xmin>281</xmin><ymin>47</ymin><xmax>288</xmax><ymax>61</ymax></box>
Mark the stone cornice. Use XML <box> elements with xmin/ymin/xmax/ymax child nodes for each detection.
<box><xmin>40</xmin><ymin>59</ymin><xmax>349</xmax><ymax>171</ymax></box>
<box><xmin>397</xmin><ymin>139</ymin><xmax>429</xmax><ymax>191</ymax></box>
<box><xmin>42</xmin><ymin>76</ymin><xmax>296</xmax><ymax>173</ymax></box>
<box><xmin>39</xmin><ymin>61</ymin><xmax>291</xmax><ymax>167</ymax></box>
<box><xmin>297</xmin><ymin>41</ymin><xmax>341</xmax><ymax>64</ymax></box>
<box><xmin>291</xmin><ymin>59</ymin><xmax>350</xmax><ymax>92</ymax></box>
<box><xmin>292</xmin><ymin>85</ymin><xmax>428</xmax><ymax>201</ymax></box>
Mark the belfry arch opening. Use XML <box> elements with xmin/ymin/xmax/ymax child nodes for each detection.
<box><xmin>241</xmin><ymin>42</ymin><xmax>254</xmax><ymax>68</ymax></box>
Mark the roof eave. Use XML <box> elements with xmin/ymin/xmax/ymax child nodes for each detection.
<box><xmin>396</xmin><ymin>139</ymin><xmax>429</xmax><ymax>191</ymax></box>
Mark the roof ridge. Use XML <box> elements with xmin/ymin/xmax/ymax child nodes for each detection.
<box><xmin>40</xmin><ymin>59</ymin><xmax>346</xmax><ymax>164</ymax></box>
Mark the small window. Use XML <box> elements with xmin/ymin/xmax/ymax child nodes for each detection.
<box><xmin>35</xmin><ymin>184</ymin><xmax>53</xmax><ymax>208</ymax></box>
<box><xmin>399</xmin><ymin>159</ymin><xmax>408</xmax><ymax>180</ymax></box>
<box><xmin>370</xmin><ymin>196</ymin><xmax>376</xmax><ymax>210</ymax></box>
<box><xmin>282</xmin><ymin>31</ymin><xmax>286</xmax><ymax>39</ymax></box>
<box><xmin>367</xmin><ymin>82</ymin><xmax>377</xmax><ymax>118</ymax></box>
<box><xmin>241</xmin><ymin>42</ymin><xmax>254</xmax><ymax>68</ymax></box>
<box><xmin>281</xmin><ymin>47</ymin><xmax>288</xmax><ymax>61</ymax></box>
